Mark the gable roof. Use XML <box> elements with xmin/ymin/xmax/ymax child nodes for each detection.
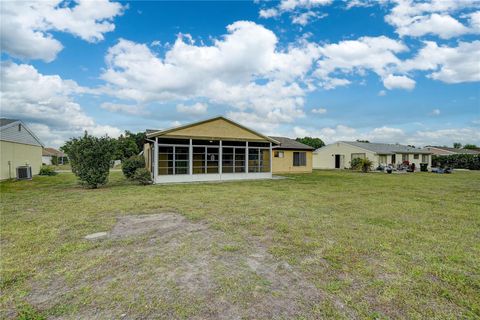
<box><xmin>340</xmin><ymin>141</ymin><xmax>431</xmax><ymax>154</ymax></box>
<box><xmin>426</xmin><ymin>146</ymin><xmax>480</xmax><ymax>155</ymax></box>
<box><xmin>42</xmin><ymin>147</ymin><xmax>65</xmax><ymax>157</ymax></box>
<box><xmin>0</xmin><ymin>118</ymin><xmax>44</xmax><ymax>147</ymax></box>
<box><xmin>269</xmin><ymin>136</ymin><xmax>314</xmax><ymax>150</ymax></box>
<box><xmin>0</xmin><ymin>118</ymin><xmax>18</xmax><ymax>127</ymax></box>
<box><xmin>146</xmin><ymin>116</ymin><xmax>280</xmax><ymax>144</ymax></box>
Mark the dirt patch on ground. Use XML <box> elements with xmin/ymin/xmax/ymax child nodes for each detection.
<box><xmin>25</xmin><ymin>213</ymin><xmax>355</xmax><ymax>319</ymax></box>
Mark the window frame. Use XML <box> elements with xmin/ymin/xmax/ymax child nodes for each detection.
<box><xmin>293</xmin><ymin>151</ymin><xmax>307</xmax><ymax>167</ymax></box>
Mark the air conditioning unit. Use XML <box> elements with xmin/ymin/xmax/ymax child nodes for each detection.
<box><xmin>16</xmin><ymin>166</ymin><xmax>32</xmax><ymax>180</ymax></box>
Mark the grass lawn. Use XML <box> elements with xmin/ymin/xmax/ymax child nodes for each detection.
<box><xmin>1</xmin><ymin>170</ymin><xmax>479</xmax><ymax>319</ymax></box>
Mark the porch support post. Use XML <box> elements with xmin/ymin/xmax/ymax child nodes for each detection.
<box><xmin>153</xmin><ymin>137</ymin><xmax>158</xmax><ymax>183</ymax></box>
<box><xmin>189</xmin><ymin>138</ymin><xmax>193</xmax><ymax>175</ymax></box>
<box><xmin>269</xmin><ymin>142</ymin><xmax>272</xmax><ymax>175</ymax></box>
<box><xmin>219</xmin><ymin>140</ymin><xmax>223</xmax><ymax>175</ymax></box>
<box><xmin>246</xmin><ymin>141</ymin><xmax>249</xmax><ymax>174</ymax></box>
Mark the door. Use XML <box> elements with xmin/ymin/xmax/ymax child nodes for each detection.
<box><xmin>335</xmin><ymin>154</ymin><xmax>341</xmax><ymax>168</ymax></box>
<box><xmin>391</xmin><ymin>154</ymin><xmax>396</xmax><ymax>165</ymax></box>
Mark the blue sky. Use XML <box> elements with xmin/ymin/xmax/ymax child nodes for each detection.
<box><xmin>1</xmin><ymin>0</ymin><xmax>479</xmax><ymax>147</ymax></box>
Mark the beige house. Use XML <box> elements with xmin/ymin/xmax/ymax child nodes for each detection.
<box><xmin>270</xmin><ymin>136</ymin><xmax>314</xmax><ymax>174</ymax></box>
<box><xmin>313</xmin><ymin>141</ymin><xmax>432</xmax><ymax>170</ymax></box>
<box><xmin>1</xmin><ymin>119</ymin><xmax>44</xmax><ymax>180</ymax></box>
<box><xmin>144</xmin><ymin>116</ymin><xmax>313</xmax><ymax>183</ymax></box>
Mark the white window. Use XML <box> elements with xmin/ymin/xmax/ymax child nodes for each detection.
<box><xmin>274</xmin><ymin>151</ymin><xmax>284</xmax><ymax>158</ymax></box>
<box><xmin>422</xmin><ymin>155</ymin><xmax>429</xmax><ymax>163</ymax></box>
<box><xmin>402</xmin><ymin>154</ymin><xmax>409</xmax><ymax>161</ymax></box>
<box><xmin>379</xmin><ymin>155</ymin><xmax>387</xmax><ymax>164</ymax></box>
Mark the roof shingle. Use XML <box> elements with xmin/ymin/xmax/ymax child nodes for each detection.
<box><xmin>339</xmin><ymin>141</ymin><xmax>431</xmax><ymax>154</ymax></box>
<box><xmin>269</xmin><ymin>136</ymin><xmax>314</xmax><ymax>150</ymax></box>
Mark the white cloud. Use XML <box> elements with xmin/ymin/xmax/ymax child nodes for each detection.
<box><xmin>0</xmin><ymin>62</ymin><xmax>121</xmax><ymax>147</ymax></box>
<box><xmin>413</xmin><ymin>128</ymin><xmax>480</xmax><ymax>146</ymax></box>
<box><xmin>294</xmin><ymin>123</ymin><xmax>479</xmax><ymax>147</ymax></box>
<box><xmin>400</xmin><ymin>40</ymin><xmax>480</xmax><ymax>83</ymax></box>
<box><xmin>378</xmin><ymin>90</ymin><xmax>387</xmax><ymax>96</ymax></box>
<box><xmin>319</xmin><ymin>77</ymin><xmax>351</xmax><ymax>90</ymax></box>
<box><xmin>100</xmin><ymin>102</ymin><xmax>147</xmax><ymax>115</ymax></box>
<box><xmin>385</xmin><ymin>0</ymin><xmax>480</xmax><ymax>39</ymax></box>
<box><xmin>259</xmin><ymin>0</ymin><xmax>331</xmax><ymax>25</ymax></box>
<box><xmin>259</xmin><ymin>8</ymin><xmax>279</xmax><ymax>18</ymax></box>
<box><xmin>279</xmin><ymin>0</ymin><xmax>332</xmax><ymax>11</ymax></box>
<box><xmin>314</xmin><ymin>36</ymin><xmax>408</xmax><ymax>89</ymax></box>
<box><xmin>176</xmin><ymin>102</ymin><xmax>208</xmax><ymax>115</ymax></box>
<box><xmin>311</xmin><ymin>107</ymin><xmax>327</xmax><ymax>114</ymax></box>
<box><xmin>292</xmin><ymin>11</ymin><xmax>327</xmax><ymax>26</ymax></box>
<box><xmin>383</xmin><ymin>74</ymin><xmax>416</xmax><ymax>90</ymax></box>
<box><xmin>430</xmin><ymin>108</ymin><xmax>441</xmax><ymax>116</ymax></box>
<box><xmin>0</xmin><ymin>0</ymin><xmax>124</xmax><ymax>62</ymax></box>
<box><xmin>100</xmin><ymin>21</ymin><xmax>321</xmax><ymax>129</ymax></box>
<box><xmin>469</xmin><ymin>11</ymin><xmax>480</xmax><ymax>32</ymax></box>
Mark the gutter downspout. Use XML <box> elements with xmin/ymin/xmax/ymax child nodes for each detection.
<box><xmin>145</xmin><ymin>138</ymin><xmax>157</xmax><ymax>183</ymax></box>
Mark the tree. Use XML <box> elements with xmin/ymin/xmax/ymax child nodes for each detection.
<box><xmin>125</xmin><ymin>130</ymin><xmax>146</xmax><ymax>152</ymax></box>
<box><xmin>114</xmin><ymin>133</ymin><xmax>139</xmax><ymax>160</ymax></box>
<box><xmin>453</xmin><ymin>142</ymin><xmax>462</xmax><ymax>148</ymax></box>
<box><xmin>61</xmin><ymin>132</ymin><xmax>115</xmax><ymax>188</ymax></box>
<box><xmin>463</xmin><ymin>144</ymin><xmax>478</xmax><ymax>149</ymax></box>
<box><xmin>295</xmin><ymin>137</ymin><xmax>325</xmax><ymax>150</ymax></box>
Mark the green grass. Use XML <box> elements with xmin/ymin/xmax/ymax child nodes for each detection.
<box><xmin>1</xmin><ymin>171</ymin><xmax>479</xmax><ymax>319</ymax></box>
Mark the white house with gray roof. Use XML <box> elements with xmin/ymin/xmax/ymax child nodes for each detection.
<box><xmin>313</xmin><ymin>141</ymin><xmax>432</xmax><ymax>170</ymax></box>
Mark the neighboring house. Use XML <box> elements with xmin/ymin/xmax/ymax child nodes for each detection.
<box><xmin>313</xmin><ymin>141</ymin><xmax>432</xmax><ymax>170</ymax></box>
<box><xmin>269</xmin><ymin>136</ymin><xmax>314</xmax><ymax>174</ymax></box>
<box><xmin>144</xmin><ymin>116</ymin><xmax>311</xmax><ymax>184</ymax></box>
<box><xmin>0</xmin><ymin>118</ymin><xmax>44</xmax><ymax>179</ymax></box>
<box><xmin>42</xmin><ymin>147</ymin><xmax>67</xmax><ymax>165</ymax></box>
<box><xmin>425</xmin><ymin>146</ymin><xmax>480</xmax><ymax>155</ymax></box>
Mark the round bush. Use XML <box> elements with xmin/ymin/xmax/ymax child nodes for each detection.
<box><xmin>39</xmin><ymin>166</ymin><xmax>57</xmax><ymax>176</ymax></box>
<box><xmin>122</xmin><ymin>155</ymin><xmax>145</xmax><ymax>179</ymax></box>
<box><xmin>132</xmin><ymin>168</ymin><xmax>152</xmax><ymax>185</ymax></box>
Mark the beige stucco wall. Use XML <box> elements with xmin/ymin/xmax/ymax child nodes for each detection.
<box><xmin>272</xmin><ymin>150</ymin><xmax>312</xmax><ymax>173</ymax></box>
<box><xmin>313</xmin><ymin>143</ymin><xmax>377</xmax><ymax>169</ymax></box>
<box><xmin>164</xmin><ymin>118</ymin><xmax>267</xmax><ymax>141</ymax></box>
<box><xmin>0</xmin><ymin>140</ymin><xmax>42</xmax><ymax>179</ymax></box>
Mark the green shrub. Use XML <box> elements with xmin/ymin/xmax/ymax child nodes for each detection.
<box><xmin>122</xmin><ymin>155</ymin><xmax>145</xmax><ymax>179</ymax></box>
<box><xmin>432</xmin><ymin>154</ymin><xmax>480</xmax><ymax>170</ymax></box>
<box><xmin>39</xmin><ymin>166</ymin><xmax>57</xmax><ymax>176</ymax></box>
<box><xmin>350</xmin><ymin>158</ymin><xmax>363</xmax><ymax>170</ymax></box>
<box><xmin>61</xmin><ymin>132</ymin><xmax>115</xmax><ymax>188</ymax></box>
<box><xmin>351</xmin><ymin>158</ymin><xmax>373</xmax><ymax>172</ymax></box>
<box><xmin>132</xmin><ymin>168</ymin><xmax>152</xmax><ymax>185</ymax></box>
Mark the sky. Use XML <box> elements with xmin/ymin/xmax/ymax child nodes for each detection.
<box><xmin>1</xmin><ymin>0</ymin><xmax>479</xmax><ymax>148</ymax></box>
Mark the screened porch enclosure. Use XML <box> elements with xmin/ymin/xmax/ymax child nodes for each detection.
<box><xmin>153</xmin><ymin>137</ymin><xmax>272</xmax><ymax>182</ymax></box>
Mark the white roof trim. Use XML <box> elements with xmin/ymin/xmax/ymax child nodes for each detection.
<box><xmin>146</xmin><ymin>115</ymin><xmax>280</xmax><ymax>144</ymax></box>
<box><xmin>0</xmin><ymin>120</ymin><xmax>44</xmax><ymax>147</ymax></box>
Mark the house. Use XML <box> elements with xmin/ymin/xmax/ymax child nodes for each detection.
<box><xmin>424</xmin><ymin>146</ymin><xmax>480</xmax><ymax>155</ymax></box>
<box><xmin>42</xmin><ymin>147</ymin><xmax>67</xmax><ymax>165</ymax></box>
<box><xmin>313</xmin><ymin>141</ymin><xmax>432</xmax><ymax>170</ymax></box>
<box><xmin>143</xmin><ymin>116</ymin><xmax>313</xmax><ymax>183</ymax></box>
<box><xmin>0</xmin><ymin>118</ymin><xmax>44</xmax><ymax>179</ymax></box>
<box><xmin>270</xmin><ymin>136</ymin><xmax>314</xmax><ymax>174</ymax></box>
